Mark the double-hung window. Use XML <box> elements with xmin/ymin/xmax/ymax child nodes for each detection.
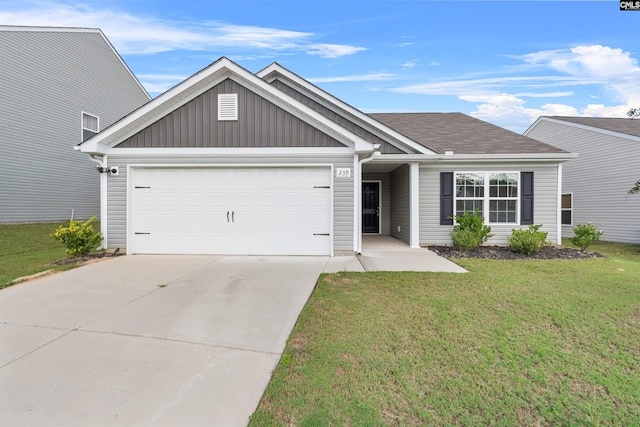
<box><xmin>455</xmin><ymin>172</ymin><xmax>519</xmax><ymax>224</ymax></box>
<box><xmin>561</xmin><ymin>194</ymin><xmax>573</xmax><ymax>225</ymax></box>
<box><xmin>82</xmin><ymin>112</ymin><xmax>99</xmax><ymax>141</ymax></box>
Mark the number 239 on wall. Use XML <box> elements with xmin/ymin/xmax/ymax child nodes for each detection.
<box><xmin>336</xmin><ymin>168</ymin><xmax>351</xmax><ymax>178</ymax></box>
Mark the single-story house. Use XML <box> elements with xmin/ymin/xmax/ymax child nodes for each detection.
<box><xmin>525</xmin><ymin>116</ymin><xmax>640</xmax><ymax>244</ymax></box>
<box><xmin>78</xmin><ymin>57</ymin><xmax>573</xmax><ymax>255</ymax></box>
<box><xmin>0</xmin><ymin>26</ymin><xmax>150</xmax><ymax>223</ymax></box>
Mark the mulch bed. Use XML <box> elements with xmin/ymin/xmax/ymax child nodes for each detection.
<box><xmin>428</xmin><ymin>245</ymin><xmax>604</xmax><ymax>260</ymax></box>
<box><xmin>49</xmin><ymin>249</ymin><xmax>124</xmax><ymax>266</ymax></box>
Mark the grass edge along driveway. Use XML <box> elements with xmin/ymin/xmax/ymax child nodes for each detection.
<box><xmin>251</xmin><ymin>242</ymin><xmax>640</xmax><ymax>426</ymax></box>
<box><xmin>0</xmin><ymin>222</ymin><xmax>97</xmax><ymax>289</ymax></box>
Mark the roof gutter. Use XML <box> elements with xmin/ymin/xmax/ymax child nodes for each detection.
<box><xmin>370</xmin><ymin>152</ymin><xmax>577</xmax><ymax>163</ymax></box>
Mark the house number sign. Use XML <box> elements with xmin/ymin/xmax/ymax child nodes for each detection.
<box><xmin>336</xmin><ymin>168</ymin><xmax>351</xmax><ymax>178</ymax></box>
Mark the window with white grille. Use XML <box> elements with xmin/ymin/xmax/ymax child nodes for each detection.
<box><xmin>218</xmin><ymin>93</ymin><xmax>238</xmax><ymax>121</ymax></box>
<box><xmin>82</xmin><ymin>112</ymin><xmax>99</xmax><ymax>141</ymax></box>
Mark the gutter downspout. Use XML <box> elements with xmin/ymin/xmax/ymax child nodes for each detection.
<box><xmin>356</xmin><ymin>147</ymin><xmax>381</xmax><ymax>254</ymax></box>
<box><xmin>85</xmin><ymin>154</ymin><xmax>108</xmax><ymax>250</ymax></box>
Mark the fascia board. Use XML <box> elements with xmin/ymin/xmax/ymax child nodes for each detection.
<box><xmin>526</xmin><ymin>117</ymin><xmax>640</xmax><ymax>142</ymax></box>
<box><xmin>79</xmin><ymin>59</ymin><xmax>233</xmax><ymax>154</ymax></box>
<box><xmin>82</xmin><ymin>58</ymin><xmax>373</xmax><ymax>155</ymax></box>
<box><xmin>371</xmin><ymin>153</ymin><xmax>577</xmax><ymax>163</ymax></box>
<box><xmin>107</xmin><ymin>147</ymin><xmax>355</xmax><ymax>156</ymax></box>
<box><xmin>233</xmin><ymin>66</ymin><xmax>372</xmax><ymax>153</ymax></box>
<box><xmin>258</xmin><ymin>63</ymin><xmax>436</xmax><ymax>155</ymax></box>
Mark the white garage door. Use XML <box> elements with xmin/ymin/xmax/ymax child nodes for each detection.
<box><xmin>130</xmin><ymin>167</ymin><xmax>332</xmax><ymax>255</ymax></box>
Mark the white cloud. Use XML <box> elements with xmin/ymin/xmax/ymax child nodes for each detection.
<box><xmin>309</xmin><ymin>73</ymin><xmax>395</xmax><ymax>83</ymax></box>
<box><xmin>306</xmin><ymin>43</ymin><xmax>367</xmax><ymax>58</ymax></box>
<box><xmin>402</xmin><ymin>60</ymin><xmax>418</xmax><ymax>68</ymax></box>
<box><xmin>0</xmin><ymin>2</ymin><xmax>365</xmax><ymax>58</ymax></box>
<box><xmin>391</xmin><ymin>44</ymin><xmax>640</xmax><ymax>132</ymax></box>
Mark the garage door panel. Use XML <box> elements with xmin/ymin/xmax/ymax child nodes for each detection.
<box><xmin>131</xmin><ymin>167</ymin><xmax>332</xmax><ymax>255</ymax></box>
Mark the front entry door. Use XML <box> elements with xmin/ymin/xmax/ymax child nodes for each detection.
<box><xmin>362</xmin><ymin>182</ymin><xmax>380</xmax><ymax>233</ymax></box>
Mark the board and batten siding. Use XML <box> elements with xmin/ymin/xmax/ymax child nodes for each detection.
<box><xmin>390</xmin><ymin>165</ymin><xmax>411</xmax><ymax>244</ymax></box>
<box><xmin>0</xmin><ymin>28</ymin><xmax>149</xmax><ymax>222</ymax></box>
<box><xmin>105</xmin><ymin>155</ymin><xmax>355</xmax><ymax>252</ymax></box>
<box><xmin>527</xmin><ymin>120</ymin><xmax>640</xmax><ymax>244</ymax></box>
<box><xmin>419</xmin><ymin>162</ymin><xmax>560</xmax><ymax>245</ymax></box>
<box><xmin>117</xmin><ymin>79</ymin><xmax>344</xmax><ymax>149</ymax></box>
<box><xmin>270</xmin><ymin>79</ymin><xmax>406</xmax><ymax>155</ymax></box>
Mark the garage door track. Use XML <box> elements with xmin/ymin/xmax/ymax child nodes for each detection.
<box><xmin>0</xmin><ymin>255</ymin><xmax>327</xmax><ymax>426</ymax></box>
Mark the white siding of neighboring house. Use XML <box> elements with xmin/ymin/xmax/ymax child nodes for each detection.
<box><xmin>0</xmin><ymin>28</ymin><xmax>150</xmax><ymax>223</ymax></box>
<box><xmin>527</xmin><ymin>120</ymin><xmax>640</xmax><ymax>244</ymax></box>
<box><xmin>104</xmin><ymin>154</ymin><xmax>355</xmax><ymax>252</ymax></box>
<box><xmin>419</xmin><ymin>162</ymin><xmax>561</xmax><ymax>245</ymax></box>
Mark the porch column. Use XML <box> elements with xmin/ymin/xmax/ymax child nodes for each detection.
<box><xmin>410</xmin><ymin>162</ymin><xmax>420</xmax><ymax>248</ymax></box>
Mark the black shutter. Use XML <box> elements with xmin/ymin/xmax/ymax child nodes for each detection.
<box><xmin>521</xmin><ymin>171</ymin><xmax>534</xmax><ymax>225</ymax></box>
<box><xmin>440</xmin><ymin>172</ymin><xmax>454</xmax><ymax>225</ymax></box>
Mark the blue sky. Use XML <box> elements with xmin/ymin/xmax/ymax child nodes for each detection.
<box><xmin>1</xmin><ymin>0</ymin><xmax>638</xmax><ymax>132</ymax></box>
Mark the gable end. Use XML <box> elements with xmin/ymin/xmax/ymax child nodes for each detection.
<box><xmin>115</xmin><ymin>78</ymin><xmax>346</xmax><ymax>149</ymax></box>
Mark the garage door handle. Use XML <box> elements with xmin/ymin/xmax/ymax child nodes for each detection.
<box><xmin>314</xmin><ymin>233</ymin><xmax>330</xmax><ymax>236</ymax></box>
<box><xmin>227</xmin><ymin>211</ymin><xmax>230</xmax><ymax>222</ymax></box>
<box><xmin>135</xmin><ymin>232</ymin><xmax>150</xmax><ymax>235</ymax></box>
<box><xmin>232</xmin><ymin>211</ymin><xmax>235</xmax><ymax>222</ymax></box>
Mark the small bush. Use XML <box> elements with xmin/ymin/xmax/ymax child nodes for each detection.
<box><xmin>450</xmin><ymin>211</ymin><xmax>494</xmax><ymax>251</ymax></box>
<box><xmin>571</xmin><ymin>223</ymin><xmax>603</xmax><ymax>251</ymax></box>
<box><xmin>51</xmin><ymin>217</ymin><xmax>102</xmax><ymax>256</ymax></box>
<box><xmin>508</xmin><ymin>224</ymin><xmax>551</xmax><ymax>255</ymax></box>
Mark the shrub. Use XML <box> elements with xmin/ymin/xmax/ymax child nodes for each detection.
<box><xmin>508</xmin><ymin>224</ymin><xmax>551</xmax><ymax>255</ymax></box>
<box><xmin>450</xmin><ymin>211</ymin><xmax>494</xmax><ymax>251</ymax></box>
<box><xmin>571</xmin><ymin>223</ymin><xmax>603</xmax><ymax>252</ymax></box>
<box><xmin>51</xmin><ymin>216</ymin><xmax>103</xmax><ymax>256</ymax></box>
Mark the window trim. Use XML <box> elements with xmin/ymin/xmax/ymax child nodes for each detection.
<box><xmin>561</xmin><ymin>193</ymin><xmax>573</xmax><ymax>226</ymax></box>
<box><xmin>454</xmin><ymin>171</ymin><xmax>521</xmax><ymax>225</ymax></box>
<box><xmin>81</xmin><ymin>111</ymin><xmax>100</xmax><ymax>142</ymax></box>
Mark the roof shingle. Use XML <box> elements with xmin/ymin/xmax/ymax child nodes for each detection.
<box><xmin>369</xmin><ymin>112</ymin><xmax>566</xmax><ymax>155</ymax></box>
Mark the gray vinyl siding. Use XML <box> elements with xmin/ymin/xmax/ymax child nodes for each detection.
<box><xmin>118</xmin><ymin>79</ymin><xmax>343</xmax><ymax>149</ymax></box>
<box><xmin>527</xmin><ymin>121</ymin><xmax>640</xmax><ymax>244</ymax></box>
<box><xmin>105</xmin><ymin>155</ymin><xmax>354</xmax><ymax>252</ymax></box>
<box><xmin>362</xmin><ymin>172</ymin><xmax>391</xmax><ymax>235</ymax></box>
<box><xmin>419</xmin><ymin>162</ymin><xmax>560</xmax><ymax>245</ymax></box>
<box><xmin>0</xmin><ymin>28</ymin><xmax>149</xmax><ymax>223</ymax></box>
<box><xmin>390</xmin><ymin>165</ymin><xmax>410</xmax><ymax>244</ymax></box>
<box><xmin>270</xmin><ymin>79</ymin><xmax>407</xmax><ymax>155</ymax></box>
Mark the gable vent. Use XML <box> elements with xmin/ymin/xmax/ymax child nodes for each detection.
<box><xmin>218</xmin><ymin>93</ymin><xmax>238</xmax><ymax>121</ymax></box>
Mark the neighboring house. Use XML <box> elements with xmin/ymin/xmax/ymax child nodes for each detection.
<box><xmin>525</xmin><ymin>116</ymin><xmax>640</xmax><ymax>244</ymax></box>
<box><xmin>77</xmin><ymin>57</ymin><xmax>573</xmax><ymax>255</ymax></box>
<box><xmin>0</xmin><ymin>26</ymin><xmax>150</xmax><ymax>223</ymax></box>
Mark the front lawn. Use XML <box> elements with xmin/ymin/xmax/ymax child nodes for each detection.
<box><xmin>0</xmin><ymin>222</ymin><xmax>96</xmax><ymax>289</ymax></box>
<box><xmin>251</xmin><ymin>242</ymin><xmax>640</xmax><ymax>426</ymax></box>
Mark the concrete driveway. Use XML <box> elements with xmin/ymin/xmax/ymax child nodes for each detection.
<box><xmin>0</xmin><ymin>255</ymin><xmax>328</xmax><ymax>426</ymax></box>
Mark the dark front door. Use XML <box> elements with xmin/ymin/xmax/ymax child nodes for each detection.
<box><xmin>362</xmin><ymin>182</ymin><xmax>380</xmax><ymax>233</ymax></box>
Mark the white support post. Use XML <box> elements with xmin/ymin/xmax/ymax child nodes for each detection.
<box><xmin>410</xmin><ymin>162</ymin><xmax>420</xmax><ymax>248</ymax></box>
<box><xmin>557</xmin><ymin>163</ymin><xmax>563</xmax><ymax>245</ymax></box>
<box><xmin>100</xmin><ymin>156</ymin><xmax>109</xmax><ymax>249</ymax></box>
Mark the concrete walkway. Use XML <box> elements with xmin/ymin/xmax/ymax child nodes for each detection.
<box><xmin>324</xmin><ymin>235</ymin><xmax>467</xmax><ymax>273</ymax></box>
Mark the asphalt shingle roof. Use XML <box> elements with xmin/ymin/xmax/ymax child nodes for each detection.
<box><xmin>547</xmin><ymin>116</ymin><xmax>640</xmax><ymax>138</ymax></box>
<box><xmin>369</xmin><ymin>112</ymin><xmax>566</xmax><ymax>155</ymax></box>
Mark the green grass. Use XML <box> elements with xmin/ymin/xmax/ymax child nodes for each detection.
<box><xmin>251</xmin><ymin>242</ymin><xmax>640</xmax><ymax>426</ymax></box>
<box><xmin>0</xmin><ymin>222</ymin><xmax>97</xmax><ymax>289</ymax></box>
